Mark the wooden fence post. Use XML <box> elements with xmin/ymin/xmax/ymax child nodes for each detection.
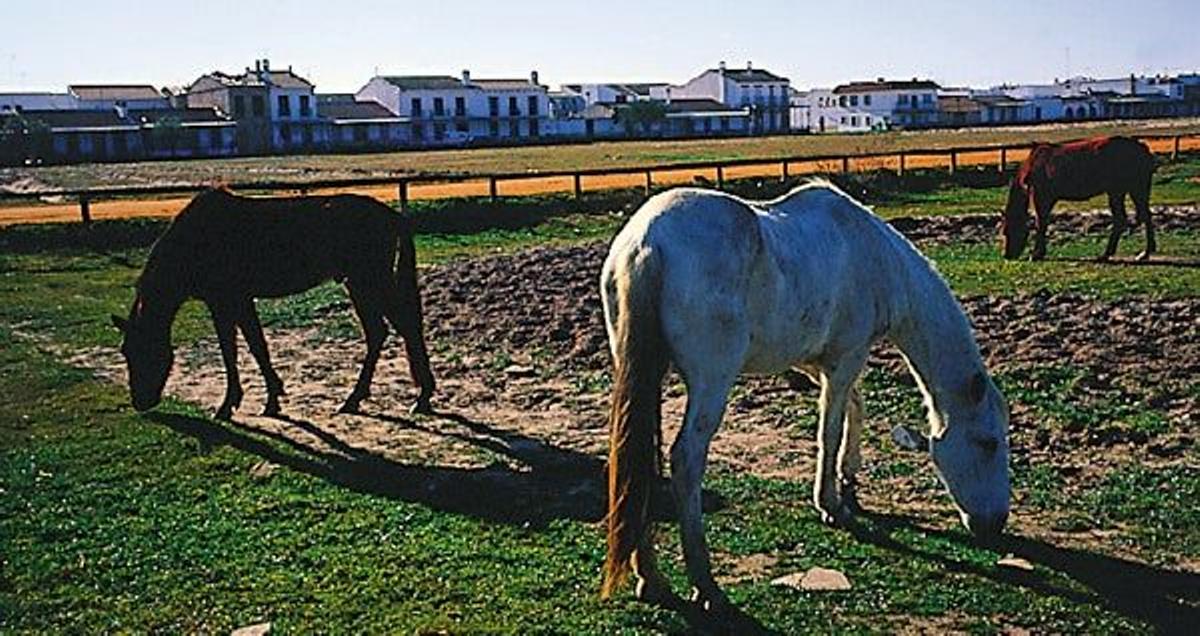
<box><xmin>573</xmin><ymin>173</ymin><xmax>582</xmax><ymax>198</ymax></box>
<box><xmin>644</xmin><ymin>170</ymin><xmax>652</xmax><ymax>196</ymax></box>
<box><xmin>999</xmin><ymin>147</ymin><xmax>1007</xmax><ymax>172</ymax></box>
<box><xmin>716</xmin><ymin>166</ymin><xmax>725</xmax><ymax>189</ymax></box>
<box><xmin>949</xmin><ymin>151</ymin><xmax>958</xmax><ymax>175</ymax></box>
<box><xmin>781</xmin><ymin>161</ymin><xmax>789</xmax><ymax>181</ymax></box>
<box><xmin>841</xmin><ymin>157</ymin><xmax>849</xmax><ymax>174</ymax></box>
<box><xmin>489</xmin><ymin>176</ymin><xmax>498</xmax><ymax>201</ymax></box>
<box><xmin>79</xmin><ymin>195</ymin><xmax>92</xmax><ymax>225</ymax></box>
<box><xmin>397</xmin><ymin>180</ymin><xmax>409</xmax><ymax>212</ymax></box>
<box><xmin>1172</xmin><ymin>135</ymin><xmax>1181</xmax><ymax>160</ymax></box>
<box><xmin>898</xmin><ymin>152</ymin><xmax>906</xmax><ymax>176</ymax></box>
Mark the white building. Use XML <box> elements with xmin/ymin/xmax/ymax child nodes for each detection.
<box><xmin>186</xmin><ymin>60</ymin><xmax>326</xmax><ymax>153</ymax></box>
<box><xmin>560</xmin><ymin>83</ymin><xmax>667</xmax><ymax>106</ymax></box>
<box><xmin>811</xmin><ymin>79</ymin><xmax>940</xmax><ymax>133</ymax></box>
<box><xmin>661</xmin><ymin>62</ymin><xmax>790</xmax><ymax>134</ymax></box>
<box><xmin>356</xmin><ymin>70</ymin><xmax>550</xmax><ymax>145</ymax></box>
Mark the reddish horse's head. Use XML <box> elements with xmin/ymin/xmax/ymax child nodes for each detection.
<box><xmin>999</xmin><ymin>179</ymin><xmax>1031</xmax><ymax>259</ymax></box>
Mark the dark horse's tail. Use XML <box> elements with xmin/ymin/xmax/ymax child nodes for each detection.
<box><xmin>392</xmin><ymin>214</ymin><xmax>436</xmax><ymax>411</ymax></box>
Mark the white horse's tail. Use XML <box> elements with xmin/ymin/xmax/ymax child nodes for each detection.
<box><xmin>601</xmin><ymin>247</ymin><xmax>669</xmax><ymax>598</ymax></box>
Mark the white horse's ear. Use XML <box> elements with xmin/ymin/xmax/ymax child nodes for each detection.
<box><xmin>111</xmin><ymin>315</ymin><xmax>127</xmax><ymax>332</ymax></box>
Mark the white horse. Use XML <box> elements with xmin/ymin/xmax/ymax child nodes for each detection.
<box><xmin>599</xmin><ymin>182</ymin><xmax>1010</xmax><ymax>617</ymax></box>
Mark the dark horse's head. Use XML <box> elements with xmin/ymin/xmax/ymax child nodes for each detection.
<box><xmin>999</xmin><ymin>179</ymin><xmax>1031</xmax><ymax>259</ymax></box>
<box><xmin>112</xmin><ymin>296</ymin><xmax>174</xmax><ymax>412</ymax></box>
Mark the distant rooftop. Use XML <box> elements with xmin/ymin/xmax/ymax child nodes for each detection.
<box><xmin>717</xmin><ymin>68</ymin><xmax>788</xmax><ymax>83</ymax></box>
<box><xmin>834</xmin><ymin>79</ymin><xmax>941</xmax><ymax>94</ymax></box>
<box><xmin>68</xmin><ymin>85</ymin><xmax>162</xmax><ymax>101</ymax></box>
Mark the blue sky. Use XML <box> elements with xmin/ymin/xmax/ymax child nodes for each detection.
<box><xmin>3</xmin><ymin>0</ymin><xmax>1197</xmax><ymax>92</ymax></box>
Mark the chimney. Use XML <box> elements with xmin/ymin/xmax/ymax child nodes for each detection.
<box><xmin>1130</xmin><ymin>73</ymin><xmax>1136</xmax><ymax>96</ymax></box>
<box><xmin>719</xmin><ymin>60</ymin><xmax>726</xmax><ymax>72</ymax></box>
<box><xmin>665</xmin><ymin>87</ymin><xmax>672</xmax><ymax>105</ymax></box>
<box><xmin>747</xmin><ymin>60</ymin><xmax>753</xmax><ymax>70</ymax></box>
<box><xmin>877</xmin><ymin>77</ymin><xmax>884</xmax><ymax>83</ymax></box>
<box><xmin>530</xmin><ymin>70</ymin><xmax>539</xmax><ymax>86</ymax></box>
<box><xmin>254</xmin><ymin>60</ymin><xmax>261</xmax><ymax>73</ymax></box>
<box><xmin>462</xmin><ymin>69</ymin><xmax>471</xmax><ymax>85</ymax></box>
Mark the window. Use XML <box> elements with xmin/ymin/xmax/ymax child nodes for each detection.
<box><xmin>850</xmin><ymin>95</ymin><xmax>858</xmax><ymax>107</ymax></box>
<box><xmin>434</xmin><ymin>123</ymin><xmax>445</xmax><ymax>140</ymax></box>
<box><xmin>455</xmin><ymin>96</ymin><xmax>466</xmax><ymax>116</ymax></box>
<box><xmin>488</xmin><ymin>96</ymin><xmax>499</xmax><ymax>117</ymax></box>
<box><xmin>529</xmin><ymin>118</ymin><xmax>539</xmax><ymax>137</ymax></box>
<box><xmin>456</xmin><ymin>121</ymin><xmax>468</xmax><ymax>133</ymax></box>
<box><xmin>489</xmin><ymin>120</ymin><xmax>499</xmax><ymax>136</ymax></box>
<box><xmin>508</xmin><ymin>120</ymin><xmax>519</xmax><ymax>137</ymax></box>
<box><xmin>233</xmin><ymin>95</ymin><xmax>246</xmax><ymax>117</ymax></box>
<box><xmin>252</xmin><ymin>96</ymin><xmax>265</xmax><ymax>117</ymax></box>
<box><xmin>279</xmin><ymin>123</ymin><xmax>291</xmax><ymax>145</ymax></box>
<box><xmin>278</xmin><ymin>95</ymin><xmax>291</xmax><ymax>117</ymax></box>
<box><xmin>851</xmin><ymin>116</ymin><xmax>858</xmax><ymax>127</ymax></box>
<box><xmin>923</xmin><ymin>94</ymin><xmax>933</xmax><ymax>104</ymax></box>
<box><xmin>863</xmin><ymin>95</ymin><xmax>871</xmax><ymax>106</ymax></box>
<box><xmin>434</xmin><ymin>97</ymin><xmax>445</xmax><ymax>116</ymax></box>
<box><xmin>411</xmin><ymin>98</ymin><xmax>422</xmax><ymax>116</ymax></box>
<box><xmin>299</xmin><ymin>95</ymin><xmax>311</xmax><ymax>117</ymax></box>
<box><xmin>527</xmin><ymin>95</ymin><xmax>539</xmax><ymax>116</ymax></box>
<box><xmin>413</xmin><ymin>123</ymin><xmax>424</xmax><ymax>141</ymax></box>
<box><xmin>508</xmin><ymin>96</ymin><xmax>519</xmax><ymax>116</ymax></box>
<box><xmin>839</xmin><ymin>96</ymin><xmax>847</xmax><ymax>107</ymax></box>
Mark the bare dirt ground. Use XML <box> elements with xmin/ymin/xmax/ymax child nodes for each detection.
<box><xmin>60</xmin><ymin>207</ymin><xmax>1200</xmax><ymax>570</ymax></box>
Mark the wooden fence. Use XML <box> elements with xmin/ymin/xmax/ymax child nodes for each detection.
<box><xmin>1</xmin><ymin>133</ymin><xmax>1196</xmax><ymax>225</ymax></box>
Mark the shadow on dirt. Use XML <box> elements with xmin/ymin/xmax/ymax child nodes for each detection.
<box><xmin>852</xmin><ymin>511</ymin><xmax>1200</xmax><ymax>634</ymax></box>
<box><xmin>149</xmin><ymin>407</ymin><xmax>720</xmax><ymax>528</ymax></box>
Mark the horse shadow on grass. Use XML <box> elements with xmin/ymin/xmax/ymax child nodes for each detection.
<box><xmin>850</xmin><ymin>511</ymin><xmax>1200</xmax><ymax>634</ymax></box>
<box><xmin>1047</xmin><ymin>255</ymin><xmax>1200</xmax><ymax>269</ymax></box>
<box><xmin>149</xmin><ymin>407</ymin><xmax>721</xmax><ymax>529</ymax></box>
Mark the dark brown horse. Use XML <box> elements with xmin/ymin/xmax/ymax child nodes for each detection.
<box><xmin>112</xmin><ymin>188</ymin><xmax>435</xmax><ymax>419</ymax></box>
<box><xmin>1000</xmin><ymin>136</ymin><xmax>1156</xmax><ymax>261</ymax></box>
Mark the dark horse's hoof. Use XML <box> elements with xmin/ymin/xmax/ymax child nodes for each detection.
<box><xmin>410</xmin><ymin>399</ymin><xmax>434</xmax><ymax>416</ymax></box>
<box><xmin>337</xmin><ymin>402</ymin><xmax>362</xmax><ymax>415</ymax></box>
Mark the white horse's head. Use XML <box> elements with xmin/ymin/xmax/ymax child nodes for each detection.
<box><xmin>929</xmin><ymin>370</ymin><xmax>1010</xmax><ymax>538</ymax></box>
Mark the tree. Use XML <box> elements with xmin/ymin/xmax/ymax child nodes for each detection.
<box><xmin>151</xmin><ymin>116</ymin><xmax>183</xmax><ymax>156</ymax></box>
<box><xmin>616</xmin><ymin>100</ymin><xmax>667</xmax><ymax>136</ymax></box>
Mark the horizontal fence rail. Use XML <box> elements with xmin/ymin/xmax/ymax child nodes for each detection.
<box><xmin>1</xmin><ymin>132</ymin><xmax>1196</xmax><ymax>225</ymax></box>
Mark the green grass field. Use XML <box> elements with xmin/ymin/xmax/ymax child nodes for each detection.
<box><xmin>2</xmin><ymin>158</ymin><xmax>1197</xmax><ymax>633</ymax></box>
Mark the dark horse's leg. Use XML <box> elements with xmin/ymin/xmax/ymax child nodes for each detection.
<box><xmin>1030</xmin><ymin>191</ymin><xmax>1053</xmax><ymax>261</ymax></box>
<box><xmin>1100</xmin><ymin>191</ymin><xmax>1128</xmax><ymax>261</ymax></box>
<box><xmin>1131</xmin><ymin>178</ymin><xmax>1156</xmax><ymax>261</ymax></box>
<box><xmin>209</xmin><ymin>301</ymin><xmax>244</xmax><ymax>420</ymax></box>
<box><xmin>237</xmin><ymin>299</ymin><xmax>286</xmax><ymax>416</ymax></box>
<box><xmin>381</xmin><ymin>283</ymin><xmax>435</xmax><ymax>415</ymax></box>
<box><xmin>339</xmin><ymin>281</ymin><xmax>388</xmax><ymax>414</ymax></box>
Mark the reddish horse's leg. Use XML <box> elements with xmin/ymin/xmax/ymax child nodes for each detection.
<box><xmin>1131</xmin><ymin>181</ymin><xmax>1156</xmax><ymax>261</ymax></box>
<box><xmin>1030</xmin><ymin>191</ymin><xmax>1053</xmax><ymax>261</ymax></box>
<box><xmin>1100</xmin><ymin>192</ymin><xmax>1128</xmax><ymax>261</ymax></box>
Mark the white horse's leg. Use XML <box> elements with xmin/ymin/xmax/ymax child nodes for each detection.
<box><xmin>671</xmin><ymin>375</ymin><xmax>736</xmax><ymax>613</ymax></box>
<box><xmin>838</xmin><ymin>383</ymin><xmax>865</xmax><ymax>511</ymax></box>
<box><xmin>814</xmin><ymin>353</ymin><xmax>867</xmax><ymax>525</ymax></box>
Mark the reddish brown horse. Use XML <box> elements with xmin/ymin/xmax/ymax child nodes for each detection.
<box><xmin>1000</xmin><ymin>136</ymin><xmax>1156</xmax><ymax>261</ymax></box>
<box><xmin>112</xmin><ymin>188</ymin><xmax>435</xmax><ymax>419</ymax></box>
